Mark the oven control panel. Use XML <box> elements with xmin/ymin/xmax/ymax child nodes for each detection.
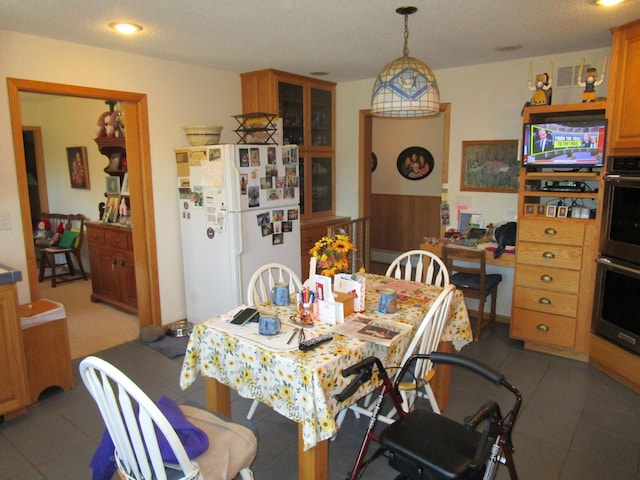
<box><xmin>609</xmin><ymin>156</ymin><xmax>640</xmax><ymax>173</ymax></box>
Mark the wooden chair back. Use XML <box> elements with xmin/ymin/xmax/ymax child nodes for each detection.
<box><xmin>386</xmin><ymin>249</ymin><xmax>449</xmax><ymax>287</ymax></box>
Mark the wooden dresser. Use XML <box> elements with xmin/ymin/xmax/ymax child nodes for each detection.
<box><xmin>86</xmin><ymin>222</ymin><xmax>137</xmax><ymax>313</ymax></box>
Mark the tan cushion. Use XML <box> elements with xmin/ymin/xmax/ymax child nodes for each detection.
<box><xmin>179</xmin><ymin>405</ymin><xmax>257</xmax><ymax>480</ymax></box>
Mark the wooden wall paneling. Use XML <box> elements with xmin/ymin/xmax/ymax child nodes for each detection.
<box><xmin>370</xmin><ymin>194</ymin><xmax>441</xmax><ymax>252</ymax></box>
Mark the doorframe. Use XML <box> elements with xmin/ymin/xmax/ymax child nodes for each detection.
<box><xmin>358</xmin><ymin>103</ymin><xmax>452</xmax><ymax>236</ymax></box>
<box><xmin>7</xmin><ymin>78</ymin><xmax>161</xmax><ymax>328</ymax></box>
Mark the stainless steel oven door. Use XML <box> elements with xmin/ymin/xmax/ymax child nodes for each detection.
<box><xmin>592</xmin><ymin>257</ymin><xmax>640</xmax><ymax>356</ymax></box>
<box><xmin>600</xmin><ymin>173</ymin><xmax>640</xmax><ymax>264</ymax></box>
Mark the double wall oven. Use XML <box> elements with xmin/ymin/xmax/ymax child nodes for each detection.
<box><xmin>593</xmin><ymin>156</ymin><xmax>640</xmax><ymax>355</ymax></box>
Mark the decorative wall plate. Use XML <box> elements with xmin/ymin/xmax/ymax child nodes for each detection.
<box><xmin>396</xmin><ymin>146</ymin><xmax>434</xmax><ymax>180</ymax></box>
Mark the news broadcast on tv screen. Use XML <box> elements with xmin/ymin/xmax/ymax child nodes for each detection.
<box><xmin>522</xmin><ymin>120</ymin><xmax>606</xmax><ymax>167</ymax></box>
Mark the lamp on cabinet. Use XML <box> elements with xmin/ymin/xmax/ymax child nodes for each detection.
<box><xmin>371</xmin><ymin>6</ymin><xmax>440</xmax><ymax>118</ymax></box>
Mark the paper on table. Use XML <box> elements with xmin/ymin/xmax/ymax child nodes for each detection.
<box><xmin>332</xmin><ymin>315</ymin><xmax>412</xmax><ymax>347</ymax></box>
<box><xmin>210</xmin><ymin>317</ymin><xmax>300</xmax><ymax>352</ymax></box>
<box><xmin>376</xmin><ymin>279</ymin><xmax>423</xmax><ymax>292</ymax></box>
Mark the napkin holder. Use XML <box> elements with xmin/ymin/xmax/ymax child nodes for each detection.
<box><xmin>312</xmin><ymin>275</ymin><xmax>355</xmax><ymax>325</ymax></box>
<box><xmin>333</xmin><ymin>273</ymin><xmax>366</xmax><ymax>313</ymax></box>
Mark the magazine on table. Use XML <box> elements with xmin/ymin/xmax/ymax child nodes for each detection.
<box><xmin>331</xmin><ymin>314</ymin><xmax>412</xmax><ymax>347</ymax></box>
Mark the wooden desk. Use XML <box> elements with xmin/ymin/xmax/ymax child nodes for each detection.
<box><xmin>181</xmin><ymin>273</ymin><xmax>472</xmax><ymax>480</ymax></box>
<box><xmin>419</xmin><ymin>242</ymin><xmax>516</xmax><ymax>268</ymax></box>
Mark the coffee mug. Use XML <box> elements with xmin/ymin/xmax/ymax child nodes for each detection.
<box><xmin>378</xmin><ymin>288</ymin><xmax>398</xmax><ymax>314</ymax></box>
<box><xmin>258</xmin><ymin>314</ymin><xmax>281</xmax><ymax>336</ymax></box>
<box><xmin>270</xmin><ymin>282</ymin><xmax>290</xmax><ymax>306</ymax></box>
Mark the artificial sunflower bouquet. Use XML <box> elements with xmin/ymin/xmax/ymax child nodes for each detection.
<box><xmin>309</xmin><ymin>233</ymin><xmax>356</xmax><ymax>277</ymax></box>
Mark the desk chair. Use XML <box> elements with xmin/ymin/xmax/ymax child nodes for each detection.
<box><xmin>386</xmin><ymin>249</ymin><xmax>449</xmax><ymax>287</ymax></box>
<box><xmin>326</xmin><ymin>217</ymin><xmax>371</xmax><ymax>272</ymax></box>
<box><xmin>38</xmin><ymin>214</ymin><xmax>88</xmax><ymax>287</ymax></box>
<box><xmin>79</xmin><ymin>356</ymin><xmax>256</xmax><ymax>480</ymax></box>
<box><xmin>443</xmin><ymin>246</ymin><xmax>502</xmax><ymax>340</ymax></box>
<box><xmin>336</xmin><ymin>284</ymin><xmax>456</xmax><ymax>429</ymax></box>
<box><xmin>246</xmin><ymin>263</ymin><xmax>303</xmax><ymax>420</ymax></box>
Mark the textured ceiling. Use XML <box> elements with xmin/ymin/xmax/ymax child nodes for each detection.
<box><xmin>1</xmin><ymin>0</ymin><xmax>639</xmax><ymax>82</ymax></box>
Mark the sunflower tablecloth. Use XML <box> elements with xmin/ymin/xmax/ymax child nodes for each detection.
<box><xmin>180</xmin><ymin>273</ymin><xmax>472</xmax><ymax>450</ymax></box>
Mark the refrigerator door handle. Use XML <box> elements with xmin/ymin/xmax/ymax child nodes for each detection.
<box><xmin>230</xmin><ymin>212</ymin><xmax>244</xmax><ymax>257</ymax></box>
<box><xmin>229</xmin><ymin>212</ymin><xmax>244</xmax><ymax>305</ymax></box>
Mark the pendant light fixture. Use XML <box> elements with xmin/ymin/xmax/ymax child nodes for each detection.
<box><xmin>371</xmin><ymin>6</ymin><xmax>440</xmax><ymax>117</ymax></box>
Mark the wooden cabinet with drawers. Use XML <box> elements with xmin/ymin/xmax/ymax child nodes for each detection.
<box><xmin>86</xmin><ymin>222</ymin><xmax>137</xmax><ymax>313</ymax></box>
<box><xmin>510</xmin><ymin>104</ymin><xmax>605</xmax><ymax>360</ymax></box>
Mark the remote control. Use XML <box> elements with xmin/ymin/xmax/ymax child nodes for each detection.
<box><xmin>299</xmin><ymin>334</ymin><xmax>333</xmax><ymax>352</ymax></box>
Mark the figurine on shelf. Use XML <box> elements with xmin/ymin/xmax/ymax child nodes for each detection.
<box><xmin>577</xmin><ymin>57</ymin><xmax>608</xmax><ymax>103</ymax></box>
<box><xmin>522</xmin><ymin>63</ymin><xmax>553</xmax><ymax>114</ymax></box>
<box><xmin>527</xmin><ymin>62</ymin><xmax>553</xmax><ymax>106</ymax></box>
<box><xmin>529</xmin><ymin>72</ymin><xmax>552</xmax><ymax>105</ymax></box>
<box><xmin>119</xmin><ymin>196</ymin><xmax>129</xmax><ymax>217</ymax></box>
<box><xmin>96</xmin><ymin>100</ymin><xmax>125</xmax><ymax>138</ymax></box>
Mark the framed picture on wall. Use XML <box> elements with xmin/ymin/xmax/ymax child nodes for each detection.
<box><xmin>461</xmin><ymin>140</ymin><xmax>519</xmax><ymax>192</ymax></box>
<box><xmin>66</xmin><ymin>146</ymin><xmax>90</xmax><ymax>189</ymax></box>
<box><xmin>396</xmin><ymin>146</ymin><xmax>434</xmax><ymax>180</ymax></box>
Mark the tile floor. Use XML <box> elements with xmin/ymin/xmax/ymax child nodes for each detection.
<box><xmin>1</xmin><ymin>322</ymin><xmax>640</xmax><ymax>480</ymax></box>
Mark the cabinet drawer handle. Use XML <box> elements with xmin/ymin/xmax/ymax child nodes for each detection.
<box><xmin>544</xmin><ymin>227</ymin><xmax>557</xmax><ymax>236</ymax></box>
<box><xmin>538</xmin><ymin>297</ymin><xmax>551</xmax><ymax>305</ymax></box>
<box><xmin>542</xmin><ymin>251</ymin><xmax>555</xmax><ymax>259</ymax></box>
<box><xmin>536</xmin><ymin>324</ymin><xmax>549</xmax><ymax>333</ymax></box>
<box><xmin>540</xmin><ymin>274</ymin><xmax>553</xmax><ymax>282</ymax></box>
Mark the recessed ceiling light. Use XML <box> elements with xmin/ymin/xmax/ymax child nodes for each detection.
<box><xmin>595</xmin><ymin>0</ymin><xmax>625</xmax><ymax>6</ymax></box>
<box><xmin>109</xmin><ymin>22</ymin><xmax>143</xmax><ymax>35</ymax></box>
<box><xmin>309</xmin><ymin>71</ymin><xmax>329</xmax><ymax>76</ymax></box>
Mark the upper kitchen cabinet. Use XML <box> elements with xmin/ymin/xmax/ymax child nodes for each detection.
<box><xmin>607</xmin><ymin>18</ymin><xmax>640</xmax><ymax>155</ymax></box>
<box><xmin>241</xmin><ymin>69</ymin><xmax>335</xmax><ymax>151</ymax></box>
<box><xmin>241</xmin><ymin>69</ymin><xmax>336</xmax><ymax>220</ymax></box>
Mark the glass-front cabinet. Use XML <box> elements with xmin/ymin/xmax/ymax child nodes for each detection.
<box><xmin>310</xmin><ymin>88</ymin><xmax>332</xmax><ymax>148</ymax></box>
<box><xmin>298</xmin><ymin>155</ymin><xmax>333</xmax><ymax>217</ymax></box>
<box><xmin>241</xmin><ymin>69</ymin><xmax>336</xmax><ymax>221</ymax></box>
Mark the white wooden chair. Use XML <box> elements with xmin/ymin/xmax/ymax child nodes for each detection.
<box><xmin>335</xmin><ymin>284</ymin><xmax>456</xmax><ymax>428</ymax></box>
<box><xmin>79</xmin><ymin>356</ymin><xmax>256</xmax><ymax>480</ymax></box>
<box><xmin>386</xmin><ymin>249</ymin><xmax>450</xmax><ymax>287</ymax></box>
<box><xmin>246</xmin><ymin>262</ymin><xmax>303</xmax><ymax>306</ymax></box>
<box><xmin>245</xmin><ymin>263</ymin><xmax>303</xmax><ymax>420</ymax></box>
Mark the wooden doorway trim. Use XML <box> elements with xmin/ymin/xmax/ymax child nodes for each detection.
<box><xmin>7</xmin><ymin>78</ymin><xmax>161</xmax><ymax>328</ymax></box>
<box><xmin>359</xmin><ymin>104</ymin><xmax>451</xmax><ymax>235</ymax></box>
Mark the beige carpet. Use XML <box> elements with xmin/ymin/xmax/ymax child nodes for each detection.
<box><xmin>38</xmin><ymin>278</ymin><xmax>140</xmax><ymax>359</ymax></box>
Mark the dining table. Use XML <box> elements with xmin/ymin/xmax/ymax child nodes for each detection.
<box><xmin>180</xmin><ymin>272</ymin><xmax>472</xmax><ymax>480</ymax></box>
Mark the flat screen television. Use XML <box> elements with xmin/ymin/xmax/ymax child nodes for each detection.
<box><xmin>522</xmin><ymin>119</ymin><xmax>607</xmax><ymax>167</ymax></box>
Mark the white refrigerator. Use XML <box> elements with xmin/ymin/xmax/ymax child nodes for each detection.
<box><xmin>176</xmin><ymin>144</ymin><xmax>302</xmax><ymax>322</ymax></box>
